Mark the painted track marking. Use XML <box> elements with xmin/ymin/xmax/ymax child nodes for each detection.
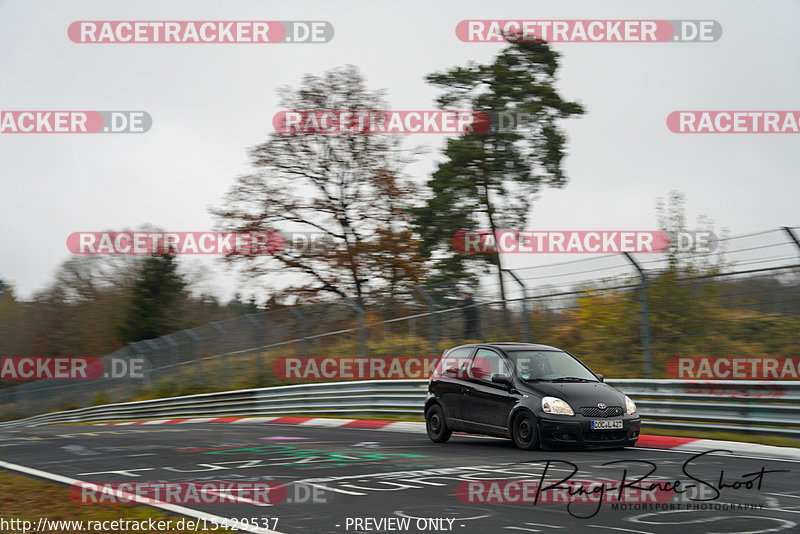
<box><xmin>0</xmin><ymin>459</ymin><xmax>283</xmax><ymax>534</ymax></box>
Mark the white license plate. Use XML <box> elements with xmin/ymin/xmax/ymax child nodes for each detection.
<box><xmin>591</xmin><ymin>420</ymin><xmax>623</xmax><ymax>430</ymax></box>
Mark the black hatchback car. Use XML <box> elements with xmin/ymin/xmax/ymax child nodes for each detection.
<box><xmin>424</xmin><ymin>343</ymin><xmax>640</xmax><ymax>449</ymax></box>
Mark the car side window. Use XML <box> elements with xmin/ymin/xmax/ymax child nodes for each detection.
<box><xmin>438</xmin><ymin>347</ymin><xmax>473</xmax><ymax>376</ymax></box>
<box><xmin>470</xmin><ymin>349</ymin><xmax>510</xmax><ymax>382</ymax></box>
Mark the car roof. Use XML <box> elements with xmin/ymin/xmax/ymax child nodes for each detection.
<box><xmin>450</xmin><ymin>342</ymin><xmax>562</xmax><ymax>352</ymax></box>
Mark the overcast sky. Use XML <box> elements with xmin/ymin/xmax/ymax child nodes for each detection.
<box><xmin>1</xmin><ymin>0</ymin><xmax>798</xmax><ymax>301</ymax></box>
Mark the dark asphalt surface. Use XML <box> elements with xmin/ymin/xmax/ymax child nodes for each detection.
<box><xmin>1</xmin><ymin>422</ymin><xmax>799</xmax><ymax>534</ymax></box>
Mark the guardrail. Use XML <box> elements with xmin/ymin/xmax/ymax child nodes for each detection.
<box><xmin>0</xmin><ymin>380</ymin><xmax>430</xmax><ymax>428</ymax></box>
<box><xmin>611</xmin><ymin>379</ymin><xmax>800</xmax><ymax>438</ymax></box>
<box><xmin>1</xmin><ymin>379</ymin><xmax>798</xmax><ymax>439</ymax></box>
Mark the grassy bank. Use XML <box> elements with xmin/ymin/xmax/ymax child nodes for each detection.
<box><xmin>0</xmin><ymin>471</ymin><xmax>205</xmax><ymax>533</ymax></box>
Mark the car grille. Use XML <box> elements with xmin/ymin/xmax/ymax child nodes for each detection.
<box><xmin>580</xmin><ymin>406</ymin><xmax>623</xmax><ymax>418</ymax></box>
<box><xmin>583</xmin><ymin>430</ymin><xmax>628</xmax><ymax>442</ymax></box>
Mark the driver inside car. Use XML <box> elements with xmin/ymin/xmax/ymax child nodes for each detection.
<box><xmin>517</xmin><ymin>357</ymin><xmax>546</xmax><ymax>379</ymax></box>
<box><xmin>519</xmin><ymin>357</ymin><xmax>547</xmax><ymax>379</ymax></box>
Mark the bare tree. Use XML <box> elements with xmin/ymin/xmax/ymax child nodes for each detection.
<box><xmin>212</xmin><ymin>66</ymin><xmax>427</xmax><ymax>306</ymax></box>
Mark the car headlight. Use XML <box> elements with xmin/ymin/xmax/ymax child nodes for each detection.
<box><xmin>625</xmin><ymin>395</ymin><xmax>637</xmax><ymax>415</ymax></box>
<box><xmin>541</xmin><ymin>396</ymin><xmax>574</xmax><ymax>416</ymax></box>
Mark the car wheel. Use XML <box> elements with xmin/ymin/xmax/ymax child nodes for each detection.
<box><xmin>512</xmin><ymin>411</ymin><xmax>539</xmax><ymax>450</ymax></box>
<box><xmin>426</xmin><ymin>404</ymin><xmax>452</xmax><ymax>443</ymax></box>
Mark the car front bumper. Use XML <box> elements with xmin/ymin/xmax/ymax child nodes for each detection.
<box><xmin>537</xmin><ymin>415</ymin><xmax>641</xmax><ymax>449</ymax></box>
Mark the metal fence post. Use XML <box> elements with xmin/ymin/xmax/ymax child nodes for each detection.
<box><xmin>16</xmin><ymin>385</ymin><xmax>28</xmax><ymax>416</ymax></box>
<box><xmin>624</xmin><ymin>253</ymin><xmax>653</xmax><ymax>378</ymax></box>
<box><xmin>784</xmin><ymin>226</ymin><xmax>800</xmax><ymax>255</ymax></box>
<box><xmin>186</xmin><ymin>330</ymin><xmax>203</xmax><ymax>388</ymax></box>
<box><xmin>784</xmin><ymin>227</ymin><xmax>800</xmax><ymax>316</ymax></box>
<box><xmin>413</xmin><ymin>286</ymin><xmax>438</xmax><ymax>359</ymax></box>
<box><xmin>343</xmin><ymin>297</ymin><xmax>367</xmax><ymax>358</ymax></box>
<box><xmin>144</xmin><ymin>339</ymin><xmax>163</xmax><ymax>388</ymax></box>
<box><xmin>288</xmin><ymin>308</ymin><xmax>309</xmax><ymax>358</ymax></box>
<box><xmin>504</xmin><ymin>269</ymin><xmax>530</xmax><ymax>343</ymax></box>
<box><xmin>211</xmin><ymin>322</ymin><xmax>229</xmax><ymax>386</ymax></box>
<box><xmin>163</xmin><ymin>335</ymin><xmax>179</xmax><ymax>386</ymax></box>
<box><xmin>124</xmin><ymin>345</ymin><xmax>141</xmax><ymax>397</ymax></box>
<box><xmin>8</xmin><ymin>383</ymin><xmax>20</xmax><ymax>417</ymax></box>
<box><xmin>246</xmin><ymin>313</ymin><xmax>267</xmax><ymax>381</ymax></box>
<box><xmin>129</xmin><ymin>341</ymin><xmax>152</xmax><ymax>389</ymax></box>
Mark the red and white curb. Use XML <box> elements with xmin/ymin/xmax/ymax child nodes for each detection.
<box><xmin>631</xmin><ymin>434</ymin><xmax>800</xmax><ymax>460</ymax></box>
<box><xmin>95</xmin><ymin>416</ymin><xmax>424</xmax><ymax>433</ymax></box>
<box><xmin>93</xmin><ymin>417</ymin><xmax>800</xmax><ymax>461</ymax></box>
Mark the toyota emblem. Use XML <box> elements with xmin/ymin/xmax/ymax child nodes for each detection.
<box><xmin>597</xmin><ymin>403</ymin><xmax>607</xmax><ymax>409</ymax></box>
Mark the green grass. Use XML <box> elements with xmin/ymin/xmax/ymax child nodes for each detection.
<box><xmin>0</xmin><ymin>470</ymin><xmax>209</xmax><ymax>533</ymax></box>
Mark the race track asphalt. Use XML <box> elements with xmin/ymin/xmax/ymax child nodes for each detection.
<box><xmin>1</xmin><ymin>422</ymin><xmax>798</xmax><ymax>534</ymax></box>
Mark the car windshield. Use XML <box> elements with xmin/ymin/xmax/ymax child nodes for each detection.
<box><xmin>505</xmin><ymin>350</ymin><xmax>599</xmax><ymax>382</ymax></box>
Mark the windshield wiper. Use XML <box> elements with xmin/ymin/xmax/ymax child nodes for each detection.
<box><xmin>551</xmin><ymin>376</ymin><xmax>595</xmax><ymax>382</ymax></box>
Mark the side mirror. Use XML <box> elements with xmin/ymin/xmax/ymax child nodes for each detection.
<box><xmin>491</xmin><ymin>374</ymin><xmax>512</xmax><ymax>388</ymax></box>
<box><xmin>596</xmin><ymin>374</ymin><xmax>604</xmax><ymax>382</ymax></box>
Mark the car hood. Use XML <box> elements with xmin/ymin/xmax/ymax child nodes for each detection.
<box><xmin>519</xmin><ymin>380</ymin><xmax>627</xmax><ymax>407</ymax></box>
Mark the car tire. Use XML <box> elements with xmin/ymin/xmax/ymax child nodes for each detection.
<box><xmin>426</xmin><ymin>404</ymin><xmax>452</xmax><ymax>443</ymax></box>
<box><xmin>511</xmin><ymin>411</ymin><xmax>539</xmax><ymax>450</ymax></box>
